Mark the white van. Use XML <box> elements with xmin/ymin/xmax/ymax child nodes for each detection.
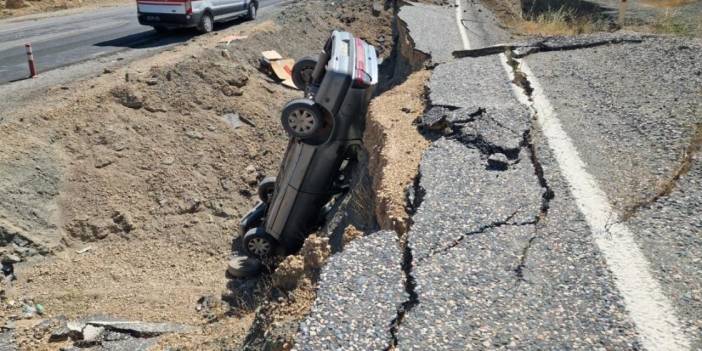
<box><xmin>137</xmin><ymin>0</ymin><xmax>258</xmax><ymax>33</ymax></box>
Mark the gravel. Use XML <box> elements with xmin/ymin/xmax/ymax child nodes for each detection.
<box><xmin>295</xmin><ymin>230</ymin><xmax>406</xmax><ymax>351</ymax></box>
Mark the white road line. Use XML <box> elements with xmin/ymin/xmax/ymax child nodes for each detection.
<box><xmin>454</xmin><ymin>0</ymin><xmax>471</xmax><ymax>50</ymax></box>
<box><xmin>517</xmin><ymin>62</ymin><xmax>690</xmax><ymax>351</ymax></box>
<box><xmin>452</xmin><ymin>1</ymin><xmax>691</xmax><ymax>349</ymax></box>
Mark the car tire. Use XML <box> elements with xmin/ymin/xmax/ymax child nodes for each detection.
<box><xmin>281</xmin><ymin>99</ymin><xmax>325</xmax><ymax>141</ymax></box>
<box><xmin>257</xmin><ymin>177</ymin><xmax>276</xmax><ymax>204</ymax></box>
<box><xmin>246</xmin><ymin>3</ymin><xmax>257</xmax><ymax>21</ymax></box>
<box><xmin>197</xmin><ymin>13</ymin><xmax>214</xmax><ymax>34</ymax></box>
<box><xmin>291</xmin><ymin>56</ymin><xmax>318</xmax><ymax>91</ymax></box>
<box><xmin>243</xmin><ymin>227</ymin><xmax>276</xmax><ymax>258</ymax></box>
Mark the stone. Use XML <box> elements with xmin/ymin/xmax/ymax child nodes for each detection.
<box><xmin>82</xmin><ymin>325</ymin><xmax>104</xmax><ymax>342</ymax></box>
<box><xmin>242</xmin><ymin>165</ymin><xmax>258</xmax><ymax>185</ymax></box>
<box><xmin>185</xmin><ymin>130</ymin><xmax>204</xmax><ymax>140</ymax></box>
<box><xmin>1</xmin><ymin>254</ymin><xmax>21</xmax><ymax>264</ymax></box>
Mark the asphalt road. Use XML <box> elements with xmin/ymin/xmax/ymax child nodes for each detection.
<box><xmin>0</xmin><ymin>0</ymin><xmax>286</xmax><ymax>84</ymax></box>
<box><xmin>298</xmin><ymin>0</ymin><xmax>701</xmax><ymax>350</ymax></box>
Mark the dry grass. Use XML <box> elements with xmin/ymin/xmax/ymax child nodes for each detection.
<box><xmin>650</xmin><ymin>9</ymin><xmax>702</xmax><ymax>36</ymax></box>
<box><xmin>512</xmin><ymin>5</ymin><xmax>609</xmax><ymax>36</ymax></box>
<box><xmin>640</xmin><ymin>0</ymin><xmax>697</xmax><ymax>8</ymax></box>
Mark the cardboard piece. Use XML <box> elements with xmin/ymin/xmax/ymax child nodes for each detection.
<box><xmin>261</xmin><ymin>50</ymin><xmax>299</xmax><ymax>90</ymax></box>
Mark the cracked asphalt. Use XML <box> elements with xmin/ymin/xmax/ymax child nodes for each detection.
<box><xmin>296</xmin><ymin>0</ymin><xmax>701</xmax><ymax>349</ymax></box>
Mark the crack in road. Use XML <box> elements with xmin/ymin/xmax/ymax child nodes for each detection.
<box><xmin>451</xmin><ymin>36</ymin><xmax>646</xmax><ymax>60</ymax></box>
<box><xmin>419</xmin><ymin>210</ymin><xmax>523</xmax><ymax>262</ymax></box>
<box><xmin>623</xmin><ymin>123</ymin><xmax>702</xmax><ymax>220</ymax></box>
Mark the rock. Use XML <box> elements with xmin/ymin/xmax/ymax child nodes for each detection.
<box><xmin>371</xmin><ymin>1</ymin><xmax>383</xmax><ymax>16</ymax></box>
<box><xmin>111</xmin><ymin>86</ymin><xmax>144</xmax><ymax>109</ymax></box>
<box><xmin>185</xmin><ymin>130</ymin><xmax>204</xmax><ymax>140</ymax></box>
<box><xmin>103</xmin><ymin>68</ymin><xmax>114</xmax><ymax>74</ymax></box>
<box><xmin>226</xmin><ymin>70</ymin><xmax>249</xmax><ymax>88</ymax></box>
<box><xmin>242</xmin><ymin>165</ymin><xmax>258</xmax><ymax>185</ymax></box>
<box><xmin>342</xmin><ymin>225</ymin><xmax>363</xmax><ymax>247</ymax></box>
<box><xmin>226</xmin><ymin>256</ymin><xmax>262</xmax><ymax>278</ymax></box>
<box><xmin>300</xmin><ymin>234</ymin><xmax>331</xmax><ymax>272</ymax></box>
<box><xmin>107</xmin><ymin>211</ymin><xmax>134</xmax><ymax>235</ymax></box>
<box><xmin>144</xmin><ymin>78</ymin><xmax>158</xmax><ymax>86</ymax></box>
<box><xmin>1</xmin><ymin>254</ymin><xmax>21</xmax><ymax>264</ymax></box>
<box><xmin>82</xmin><ymin>325</ymin><xmax>104</xmax><ymax>342</ymax></box>
<box><xmin>67</xmin><ymin>219</ymin><xmax>111</xmax><ymax>241</ymax></box>
<box><xmin>487</xmin><ymin>153</ymin><xmax>509</xmax><ymax>171</ymax></box>
<box><xmin>95</xmin><ymin>157</ymin><xmax>114</xmax><ymax>169</ymax></box>
<box><xmin>221</xmin><ymin>85</ymin><xmax>243</xmax><ymax>97</ymax></box>
<box><xmin>222</xmin><ymin>113</ymin><xmax>244</xmax><ymax>129</ymax></box>
<box><xmin>271</xmin><ymin>255</ymin><xmax>304</xmax><ymax>291</ymax></box>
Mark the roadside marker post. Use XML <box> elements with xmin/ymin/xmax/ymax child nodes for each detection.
<box><xmin>25</xmin><ymin>43</ymin><xmax>38</xmax><ymax>78</ymax></box>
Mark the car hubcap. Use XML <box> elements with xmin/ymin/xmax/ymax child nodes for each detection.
<box><xmin>205</xmin><ymin>17</ymin><xmax>212</xmax><ymax>31</ymax></box>
<box><xmin>248</xmin><ymin>237</ymin><xmax>270</xmax><ymax>256</ymax></box>
<box><xmin>251</xmin><ymin>6</ymin><xmax>256</xmax><ymax>18</ymax></box>
<box><xmin>288</xmin><ymin>109</ymin><xmax>317</xmax><ymax>135</ymax></box>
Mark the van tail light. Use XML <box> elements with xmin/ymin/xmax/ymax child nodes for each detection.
<box><xmin>185</xmin><ymin>0</ymin><xmax>192</xmax><ymax>14</ymax></box>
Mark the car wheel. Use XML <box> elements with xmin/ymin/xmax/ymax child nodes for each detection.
<box><xmin>292</xmin><ymin>56</ymin><xmax>318</xmax><ymax>91</ymax></box>
<box><xmin>197</xmin><ymin>13</ymin><xmax>214</xmax><ymax>34</ymax></box>
<box><xmin>281</xmin><ymin>99</ymin><xmax>324</xmax><ymax>140</ymax></box>
<box><xmin>257</xmin><ymin>177</ymin><xmax>276</xmax><ymax>204</ymax></box>
<box><xmin>246</xmin><ymin>3</ymin><xmax>257</xmax><ymax>20</ymax></box>
<box><xmin>243</xmin><ymin>227</ymin><xmax>276</xmax><ymax>258</ymax></box>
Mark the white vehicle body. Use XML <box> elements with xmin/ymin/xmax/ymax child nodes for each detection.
<box><xmin>137</xmin><ymin>0</ymin><xmax>258</xmax><ymax>32</ymax></box>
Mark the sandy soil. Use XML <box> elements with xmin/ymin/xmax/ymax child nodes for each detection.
<box><xmin>366</xmin><ymin>70</ymin><xmax>431</xmax><ymax>234</ymax></box>
<box><xmin>0</xmin><ymin>1</ymin><xmax>399</xmax><ymax>349</ymax></box>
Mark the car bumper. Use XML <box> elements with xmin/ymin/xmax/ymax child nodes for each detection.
<box><xmin>137</xmin><ymin>12</ymin><xmax>202</xmax><ymax>28</ymax></box>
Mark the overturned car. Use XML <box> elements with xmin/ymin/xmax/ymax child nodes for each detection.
<box><xmin>239</xmin><ymin>31</ymin><xmax>379</xmax><ymax>258</ymax></box>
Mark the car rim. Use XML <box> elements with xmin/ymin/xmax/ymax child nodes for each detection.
<box><xmin>248</xmin><ymin>237</ymin><xmax>270</xmax><ymax>256</ymax></box>
<box><xmin>205</xmin><ymin>17</ymin><xmax>212</xmax><ymax>32</ymax></box>
<box><xmin>251</xmin><ymin>6</ymin><xmax>256</xmax><ymax>18</ymax></box>
<box><xmin>288</xmin><ymin>109</ymin><xmax>317</xmax><ymax>135</ymax></box>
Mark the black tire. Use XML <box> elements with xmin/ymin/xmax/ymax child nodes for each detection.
<box><xmin>281</xmin><ymin>99</ymin><xmax>324</xmax><ymax>140</ymax></box>
<box><xmin>257</xmin><ymin>177</ymin><xmax>276</xmax><ymax>204</ymax></box>
<box><xmin>245</xmin><ymin>2</ymin><xmax>257</xmax><ymax>20</ymax></box>
<box><xmin>243</xmin><ymin>227</ymin><xmax>276</xmax><ymax>258</ymax></box>
<box><xmin>291</xmin><ymin>56</ymin><xmax>318</xmax><ymax>91</ymax></box>
<box><xmin>197</xmin><ymin>13</ymin><xmax>214</xmax><ymax>34</ymax></box>
<box><xmin>153</xmin><ymin>26</ymin><xmax>170</xmax><ymax>34</ymax></box>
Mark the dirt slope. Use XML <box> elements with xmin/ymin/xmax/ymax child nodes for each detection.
<box><xmin>0</xmin><ymin>1</ymin><xmax>395</xmax><ymax>350</ymax></box>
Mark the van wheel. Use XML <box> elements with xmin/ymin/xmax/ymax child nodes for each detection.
<box><xmin>197</xmin><ymin>13</ymin><xmax>214</xmax><ymax>34</ymax></box>
<box><xmin>246</xmin><ymin>3</ymin><xmax>257</xmax><ymax>20</ymax></box>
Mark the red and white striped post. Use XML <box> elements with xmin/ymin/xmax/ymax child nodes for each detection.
<box><xmin>25</xmin><ymin>43</ymin><xmax>38</xmax><ymax>78</ymax></box>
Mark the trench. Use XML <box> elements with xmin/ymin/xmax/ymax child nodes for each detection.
<box><xmin>239</xmin><ymin>2</ymin><xmax>429</xmax><ymax>349</ymax></box>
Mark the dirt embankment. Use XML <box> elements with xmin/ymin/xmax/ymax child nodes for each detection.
<box><xmin>0</xmin><ymin>1</ymin><xmax>396</xmax><ymax>350</ymax></box>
